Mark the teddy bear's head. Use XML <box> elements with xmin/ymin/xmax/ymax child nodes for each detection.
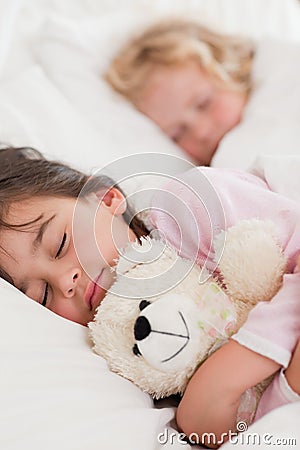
<box><xmin>89</xmin><ymin>220</ymin><xmax>285</xmax><ymax>398</ymax></box>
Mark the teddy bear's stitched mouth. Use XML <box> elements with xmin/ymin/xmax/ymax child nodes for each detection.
<box><xmin>160</xmin><ymin>312</ymin><xmax>190</xmax><ymax>363</ymax></box>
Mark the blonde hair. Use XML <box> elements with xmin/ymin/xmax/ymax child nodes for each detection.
<box><xmin>105</xmin><ymin>19</ymin><xmax>255</xmax><ymax>103</ymax></box>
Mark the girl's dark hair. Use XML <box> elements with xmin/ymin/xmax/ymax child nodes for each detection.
<box><xmin>0</xmin><ymin>145</ymin><xmax>149</xmax><ymax>285</ymax></box>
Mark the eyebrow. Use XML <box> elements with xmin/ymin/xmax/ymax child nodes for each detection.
<box><xmin>32</xmin><ymin>214</ymin><xmax>56</xmax><ymax>253</ymax></box>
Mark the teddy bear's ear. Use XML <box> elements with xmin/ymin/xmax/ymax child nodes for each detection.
<box><xmin>115</xmin><ymin>236</ymin><xmax>166</xmax><ymax>276</ymax></box>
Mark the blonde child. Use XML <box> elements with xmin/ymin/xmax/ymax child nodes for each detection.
<box><xmin>105</xmin><ymin>19</ymin><xmax>254</xmax><ymax>166</ymax></box>
<box><xmin>0</xmin><ymin>146</ymin><xmax>299</xmax><ymax>448</ymax></box>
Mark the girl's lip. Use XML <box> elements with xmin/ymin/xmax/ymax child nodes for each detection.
<box><xmin>84</xmin><ymin>270</ymin><xmax>104</xmax><ymax>311</ymax></box>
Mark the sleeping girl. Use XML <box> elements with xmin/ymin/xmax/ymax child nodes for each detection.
<box><xmin>105</xmin><ymin>19</ymin><xmax>300</xmax><ymax>170</ymax></box>
<box><xmin>104</xmin><ymin>19</ymin><xmax>254</xmax><ymax>166</ymax></box>
<box><xmin>0</xmin><ymin>146</ymin><xmax>299</xmax><ymax>448</ymax></box>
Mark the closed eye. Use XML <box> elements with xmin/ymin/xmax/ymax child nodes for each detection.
<box><xmin>196</xmin><ymin>98</ymin><xmax>211</xmax><ymax>111</ymax></box>
<box><xmin>56</xmin><ymin>233</ymin><xmax>67</xmax><ymax>258</ymax></box>
<box><xmin>41</xmin><ymin>232</ymin><xmax>66</xmax><ymax>307</ymax></box>
<box><xmin>42</xmin><ymin>283</ymin><xmax>49</xmax><ymax>307</ymax></box>
<box><xmin>170</xmin><ymin>125</ymin><xmax>186</xmax><ymax>143</ymax></box>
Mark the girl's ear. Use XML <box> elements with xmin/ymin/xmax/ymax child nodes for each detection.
<box><xmin>96</xmin><ymin>187</ymin><xmax>127</xmax><ymax>216</ymax></box>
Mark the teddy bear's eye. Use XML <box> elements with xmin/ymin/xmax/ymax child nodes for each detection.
<box><xmin>139</xmin><ymin>300</ymin><xmax>151</xmax><ymax>311</ymax></box>
<box><xmin>132</xmin><ymin>344</ymin><xmax>141</xmax><ymax>356</ymax></box>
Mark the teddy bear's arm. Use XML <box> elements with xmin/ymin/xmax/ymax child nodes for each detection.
<box><xmin>176</xmin><ymin>339</ymin><xmax>280</xmax><ymax>448</ymax></box>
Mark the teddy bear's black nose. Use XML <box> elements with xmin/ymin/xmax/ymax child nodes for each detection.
<box><xmin>134</xmin><ymin>316</ymin><xmax>151</xmax><ymax>341</ymax></box>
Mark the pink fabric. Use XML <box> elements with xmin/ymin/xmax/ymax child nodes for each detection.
<box><xmin>233</xmin><ymin>273</ymin><xmax>300</xmax><ymax>368</ymax></box>
<box><xmin>256</xmin><ymin>369</ymin><xmax>300</xmax><ymax>420</ymax></box>
<box><xmin>151</xmin><ymin>167</ymin><xmax>300</xmax><ymax>274</ymax></box>
<box><xmin>150</xmin><ymin>166</ymin><xmax>300</xmax><ymax>417</ymax></box>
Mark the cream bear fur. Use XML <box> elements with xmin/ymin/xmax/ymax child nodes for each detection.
<box><xmin>89</xmin><ymin>219</ymin><xmax>286</xmax><ymax>399</ymax></box>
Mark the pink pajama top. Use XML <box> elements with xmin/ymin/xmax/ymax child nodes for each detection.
<box><xmin>149</xmin><ymin>167</ymin><xmax>300</xmax><ymax>417</ymax></box>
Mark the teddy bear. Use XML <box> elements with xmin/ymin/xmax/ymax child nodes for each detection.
<box><xmin>89</xmin><ymin>219</ymin><xmax>286</xmax><ymax>420</ymax></box>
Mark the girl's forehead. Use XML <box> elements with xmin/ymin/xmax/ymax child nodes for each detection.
<box><xmin>147</xmin><ymin>60</ymin><xmax>206</xmax><ymax>83</ymax></box>
<box><xmin>9</xmin><ymin>196</ymin><xmax>52</xmax><ymax>212</ymax></box>
<box><xmin>7</xmin><ymin>196</ymin><xmax>71</xmax><ymax>222</ymax></box>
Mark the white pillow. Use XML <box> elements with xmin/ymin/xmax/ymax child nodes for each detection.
<box><xmin>212</xmin><ymin>39</ymin><xmax>300</xmax><ymax>169</ymax></box>
<box><xmin>0</xmin><ymin>278</ymin><xmax>190</xmax><ymax>450</ymax></box>
<box><xmin>34</xmin><ymin>13</ymin><xmax>189</xmax><ymax>167</ymax></box>
<box><xmin>0</xmin><ymin>0</ymin><xmax>24</xmax><ymax>76</ymax></box>
<box><xmin>0</xmin><ymin>64</ymin><xmax>102</xmax><ymax>169</ymax></box>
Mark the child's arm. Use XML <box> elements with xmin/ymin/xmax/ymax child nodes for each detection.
<box><xmin>285</xmin><ymin>260</ymin><xmax>300</xmax><ymax>393</ymax></box>
<box><xmin>176</xmin><ymin>339</ymin><xmax>280</xmax><ymax>449</ymax></box>
<box><xmin>285</xmin><ymin>259</ymin><xmax>300</xmax><ymax>393</ymax></box>
<box><xmin>285</xmin><ymin>339</ymin><xmax>300</xmax><ymax>395</ymax></box>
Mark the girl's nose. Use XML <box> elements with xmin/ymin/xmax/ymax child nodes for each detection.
<box><xmin>60</xmin><ymin>268</ymin><xmax>82</xmax><ymax>298</ymax></box>
<box><xmin>191</xmin><ymin>119</ymin><xmax>212</xmax><ymax>143</ymax></box>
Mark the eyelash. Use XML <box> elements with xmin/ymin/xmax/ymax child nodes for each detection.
<box><xmin>42</xmin><ymin>283</ymin><xmax>49</xmax><ymax>307</ymax></box>
<box><xmin>42</xmin><ymin>233</ymin><xmax>67</xmax><ymax>307</ymax></box>
<box><xmin>56</xmin><ymin>233</ymin><xmax>67</xmax><ymax>258</ymax></box>
<box><xmin>172</xmin><ymin>127</ymin><xmax>185</xmax><ymax>143</ymax></box>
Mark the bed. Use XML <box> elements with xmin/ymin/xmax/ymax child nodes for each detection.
<box><xmin>1</xmin><ymin>1</ymin><xmax>300</xmax><ymax>449</ymax></box>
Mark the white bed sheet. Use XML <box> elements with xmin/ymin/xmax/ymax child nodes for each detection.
<box><xmin>1</xmin><ymin>1</ymin><xmax>300</xmax><ymax>449</ymax></box>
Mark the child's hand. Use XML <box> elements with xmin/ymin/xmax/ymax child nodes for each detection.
<box><xmin>176</xmin><ymin>339</ymin><xmax>280</xmax><ymax>448</ymax></box>
<box><xmin>285</xmin><ymin>340</ymin><xmax>300</xmax><ymax>395</ymax></box>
